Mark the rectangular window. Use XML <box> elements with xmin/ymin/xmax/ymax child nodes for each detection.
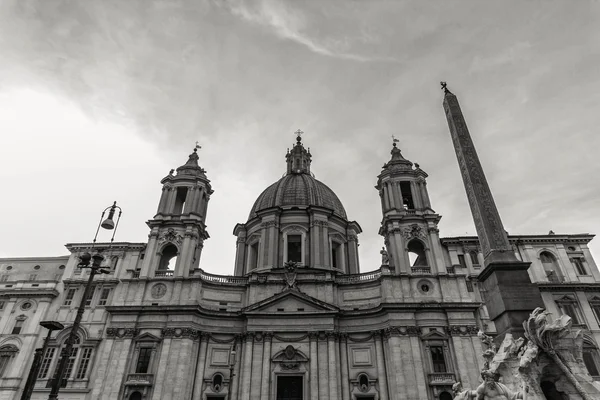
<box><xmin>469</xmin><ymin>252</ymin><xmax>480</xmax><ymax>266</ymax></box>
<box><xmin>135</xmin><ymin>348</ymin><xmax>153</xmax><ymax>373</ymax></box>
<box><xmin>287</xmin><ymin>235</ymin><xmax>302</xmax><ymax>263</ymax></box>
<box><xmin>466</xmin><ymin>280</ymin><xmax>474</xmax><ymax>292</ymax></box>
<box><xmin>0</xmin><ymin>301</ymin><xmax>4</xmax><ymax>310</ymax></box>
<box><xmin>29</xmin><ymin>274</ymin><xmax>37</xmax><ymax>281</ymax></box>
<box><xmin>11</xmin><ymin>319</ymin><xmax>24</xmax><ymax>334</ymax></box>
<box><xmin>430</xmin><ymin>346</ymin><xmax>447</xmax><ymax>373</ymax></box>
<box><xmin>331</xmin><ymin>242</ymin><xmax>341</xmax><ymax>269</ymax></box>
<box><xmin>84</xmin><ymin>286</ymin><xmax>96</xmax><ymax>307</ymax></box>
<box><xmin>97</xmin><ymin>288</ymin><xmax>111</xmax><ymax>306</ymax></box>
<box><xmin>64</xmin><ymin>288</ymin><xmax>77</xmax><ymax>306</ymax></box>
<box><xmin>571</xmin><ymin>257</ymin><xmax>588</xmax><ymax>275</ymax></box>
<box><xmin>583</xmin><ymin>351</ymin><xmax>600</xmax><ymax>376</ymax></box>
<box><xmin>249</xmin><ymin>242</ymin><xmax>259</xmax><ymax>271</ymax></box>
<box><xmin>0</xmin><ymin>355</ymin><xmax>11</xmax><ymax>377</ymax></box>
<box><xmin>560</xmin><ymin>303</ymin><xmax>580</xmax><ymax>324</ymax></box>
<box><xmin>0</xmin><ymin>275</ymin><xmax>8</xmax><ymax>282</ymax></box>
<box><xmin>458</xmin><ymin>254</ymin><xmax>466</xmax><ymax>268</ymax></box>
<box><xmin>76</xmin><ymin>348</ymin><xmax>93</xmax><ymax>379</ymax></box>
<box><xmin>63</xmin><ymin>347</ymin><xmax>78</xmax><ymax>381</ymax></box>
<box><xmin>592</xmin><ymin>304</ymin><xmax>600</xmax><ymax>323</ymax></box>
<box><xmin>400</xmin><ymin>181</ymin><xmax>415</xmax><ymax>209</ymax></box>
<box><xmin>38</xmin><ymin>347</ymin><xmax>56</xmax><ymax>379</ymax></box>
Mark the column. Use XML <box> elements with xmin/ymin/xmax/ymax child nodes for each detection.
<box><xmin>183</xmin><ymin>186</ymin><xmax>196</xmax><ymax>214</ymax></box>
<box><xmin>260</xmin><ymin>333</ymin><xmax>272</xmax><ymax>400</ymax></box>
<box><xmin>388</xmin><ymin>333</ymin><xmax>408</xmax><ymax>400</ymax></box>
<box><xmin>234</xmin><ymin>236</ymin><xmax>246</xmax><ymax>276</ymax></box>
<box><xmin>317</xmin><ymin>333</ymin><xmax>329</xmax><ymax>400</ymax></box>
<box><xmin>231</xmin><ymin>338</ymin><xmax>242</xmax><ymax>400</ymax></box>
<box><xmin>267</xmin><ymin>223</ymin><xmax>277</xmax><ymax>268</ymax></box>
<box><xmin>374</xmin><ymin>332</ymin><xmax>389</xmax><ymax>400</ymax></box>
<box><xmin>191</xmin><ymin>333</ymin><xmax>209</xmax><ymax>400</ymax></box>
<box><xmin>327</xmin><ymin>333</ymin><xmax>338</xmax><ymax>399</ymax></box>
<box><xmin>339</xmin><ymin>334</ymin><xmax>350</xmax><ymax>400</ymax></box>
<box><xmin>421</xmin><ymin>181</ymin><xmax>432</xmax><ymax>209</ymax></box>
<box><xmin>250</xmin><ymin>336</ymin><xmax>264</xmax><ymax>400</ymax></box>
<box><xmin>240</xmin><ymin>333</ymin><xmax>254</xmax><ymax>400</ymax></box>
<box><xmin>382</xmin><ymin>330</ymin><xmax>400</xmax><ymax>400</ymax></box>
<box><xmin>411</xmin><ymin>181</ymin><xmax>423</xmax><ymax>209</ymax></box>
<box><xmin>385</xmin><ymin>183</ymin><xmax>394</xmax><ymax>210</ymax></box>
<box><xmin>309</xmin><ymin>333</ymin><xmax>319</xmax><ymax>400</ymax></box>
<box><xmin>165</xmin><ymin>186</ymin><xmax>177</xmax><ymax>215</ymax></box>
<box><xmin>157</xmin><ymin>186</ymin><xmax>170</xmax><ymax>214</ymax></box>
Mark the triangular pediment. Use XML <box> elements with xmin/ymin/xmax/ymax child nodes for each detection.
<box><xmin>421</xmin><ymin>330</ymin><xmax>447</xmax><ymax>340</ymax></box>
<box><xmin>134</xmin><ymin>332</ymin><xmax>161</xmax><ymax>342</ymax></box>
<box><xmin>244</xmin><ymin>290</ymin><xmax>338</xmax><ymax>314</ymax></box>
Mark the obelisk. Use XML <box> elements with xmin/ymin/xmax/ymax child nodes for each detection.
<box><xmin>442</xmin><ymin>82</ymin><xmax>543</xmax><ymax>340</ymax></box>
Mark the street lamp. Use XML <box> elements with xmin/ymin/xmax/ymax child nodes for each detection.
<box><xmin>48</xmin><ymin>202</ymin><xmax>122</xmax><ymax>400</ymax></box>
<box><xmin>20</xmin><ymin>321</ymin><xmax>64</xmax><ymax>400</ymax></box>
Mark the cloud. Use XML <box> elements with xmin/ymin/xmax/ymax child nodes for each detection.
<box><xmin>226</xmin><ymin>0</ymin><xmax>399</xmax><ymax>63</ymax></box>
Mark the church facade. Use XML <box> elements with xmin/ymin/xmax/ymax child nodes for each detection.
<box><xmin>1</xmin><ymin>98</ymin><xmax>600</xmax><ymax>400</ymax></box>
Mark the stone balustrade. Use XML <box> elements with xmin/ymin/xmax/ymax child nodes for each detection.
<box><xmin>125</xmin><ymin>373</ymin><xmax>154</xmax><ymax>386</ymax></box>
<box><xmin>428</xmin><ymin>372</ymin><xmax>455</xmax><ymax>385</ymax></box>
<box><xmin>336</xmin><ymin>270</ymin><xmax>382</xmax><ymax>284</ymax></box>
<box><xmin>411</xmin><ymin>266</ymin><xmax>431</xmax><ymax>274</ymax></box>
<box><xmin>155</xmin><ymin>270</ymin><xmax>174</xmax><ymax>277</ymax></box>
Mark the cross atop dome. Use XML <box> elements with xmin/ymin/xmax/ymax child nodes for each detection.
<box><xmin>286</xmin><ymin>128</ymin><xmax>312</xmax><ymax>175</ymax></box>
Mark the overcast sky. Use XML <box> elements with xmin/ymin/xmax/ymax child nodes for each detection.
<box><xmin>1</xmin><ymin>1</ymin><xmax>599</xmax><ymax>275</ymax></box>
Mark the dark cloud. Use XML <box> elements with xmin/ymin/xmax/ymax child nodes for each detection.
<box><xmin>1</xmin><ymin>0</ymin><xmax>599</xmax><ymax>271</ymax></box>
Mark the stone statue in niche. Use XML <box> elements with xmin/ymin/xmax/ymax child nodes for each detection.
<box><xmin>380</xmin><ymin>247</ymin><xmax>389</xmax><ymax>265</ymax></box>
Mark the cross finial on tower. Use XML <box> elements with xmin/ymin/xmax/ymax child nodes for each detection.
<box><xmin>440</xmin><ymin>81</ymin><xmax>452</xmax><ymax>95</ymax></box>
<box><xmin>194</xmin><ymin>141</ymin><xmax>202</xmax><ymax>153</ymax></box>
<box><xmin>294</xmin><ymin>129</ymin><xmax>304</xmax><ymax>144</ymax></box>
<box><xmin>391</xmin><ymin>135</ymin><xmax>400</xmax><ymax>147</ymax></box>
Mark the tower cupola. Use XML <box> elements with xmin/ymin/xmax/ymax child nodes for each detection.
<box><xmin>286</xmin><ymin>130</ymin><xmax>312</xmax><ymax>175</ymax></box>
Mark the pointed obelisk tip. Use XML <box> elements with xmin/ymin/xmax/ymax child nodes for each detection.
<box><xmin>440</xmin><ymin>81</ymin><xmax>453</xmax><ymax>95</ymax></box>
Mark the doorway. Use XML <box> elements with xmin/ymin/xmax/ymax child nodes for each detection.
<box><xmin>276</xmin><ymin>376</ymin><xmax>303</xmax><ymax>400</ymax></box>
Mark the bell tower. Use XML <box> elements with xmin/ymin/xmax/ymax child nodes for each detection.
<box><xmin>375</xmin><ymin>140</ymin><xmax>445</xmax><ymax>275</ymax></box>
<box><xmin>139</xmin><ymin>147</ymin><xmax>212</xmax><ymax>278</ymax></box>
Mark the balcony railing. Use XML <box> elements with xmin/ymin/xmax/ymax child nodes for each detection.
<box><xmin>155</xmin><ymin>270</ymin><xmax>174</xmax><ymax>277</ymax></box>
<box><xmin>336</xmin><ymin>270</ymin><xmax>382</xmax><ymax>284</ymax></box>
<box><xmin>411</xmin><ymin>267</ymin><xmax>431</xmax><ymax>274</ymax></box>
<box><xmin>428</xmin><ymin>372</ymin><xmax>456</xmax><ymax>385</ymax></box>
<box><xmin>446</xmin><ymin>266</ymin><xmax>456</xmax><ymax>274</ymax></box>
<box><xmin>125</xmin><ymin>373</ymin><xmax>154</xmax><ymax>386</ymax></box>
<box><xmin>196</xmin><ymin>269</ymin><xmax>248</xmax><ymax>285</ymax></box>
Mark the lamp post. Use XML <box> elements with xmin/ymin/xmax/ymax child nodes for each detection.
<box><xmin>48</xmin><ymin>202</ymin><xmax>122</xmax><ymax>400</ymax></box>
<box><xmin>228</xmin><ymin>347</ymin><xmax>237</xmax><ymax>400</ymax></box>
<box><xmin>20</xmin><ymin>321</ymin><xmax>64</xmax><ymax>400</ymax></box>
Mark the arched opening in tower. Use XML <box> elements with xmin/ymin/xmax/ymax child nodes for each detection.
<box><xmin>407</xmin><ymin>240</ymin><xmax>427</xmax><ymax>267</ymax></box>
<box><xmin>158</xmin><ymin>244</ymin><xmax>178</xmax><ymax>271</ymax></box>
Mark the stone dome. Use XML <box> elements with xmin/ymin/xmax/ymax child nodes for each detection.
<box><xmin>249</xmin><ymin>173</ymin><xmax>348</xmax><ymax>220</ymax></box>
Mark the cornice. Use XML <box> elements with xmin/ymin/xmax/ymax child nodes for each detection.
<box><xmin>0</xmin><ymin>288</ymin><xmax>60</xmax><ymax>298</ymax></box>
<box><xmin>537</xmin><ymin>282</ymin><xmax>600</xmax><ymax>292</ymax></box>
<box><xmin>440</xmin><ymin>234</ymin><xmax>594</xmax><ymax>246</ymax></box>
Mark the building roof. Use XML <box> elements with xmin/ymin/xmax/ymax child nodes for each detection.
<box><xmin>249</xmin><ymin>173</ymin><xmax>348</xmax><ymax>220</ymax></box>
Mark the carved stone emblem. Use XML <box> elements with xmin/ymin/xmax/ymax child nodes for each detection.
<box><xmin>151</xmin><ymin>283</ymin><xmax>167</xmax><ymax>299</ymax></box>
<box><xmin>283</xmin><ymin>261</ymin><xmax>299</xmax><ymax>290</ymax></box>
<box><xmin>401</xmin><ymin>224</ymin><xmax>426</xmax><ymax>240</ymax></box>
<box><xmin>159</xmin><ymin>228</ymin><xmax>183</xmax><ymax>246</ymax></box>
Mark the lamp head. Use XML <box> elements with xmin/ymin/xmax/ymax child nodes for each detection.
<box><xmin>100</xmin><ymin>202</ymin><xmax>118</xmax><ymax>230</ymax></box>
<box><xmin>40</xmin><ymin>321</ymin><xmax>64</xmax><ymax>331</ymax></box>
<box><xmin>78</xmin><ymin>252</ymin><xmax>92</xmax><ymax>268</ymax></box>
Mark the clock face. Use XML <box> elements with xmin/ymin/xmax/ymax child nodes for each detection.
<box><xmin>151</xmin><ymin>283</ymin><xmax>167</xmax><ymax>299</ymax></box>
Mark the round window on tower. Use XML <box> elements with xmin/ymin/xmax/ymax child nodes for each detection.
<box><xmin>21</xmin><ymin>302</ymin><xmax>32</xmax><ymax>311</ymax></box>
<box><xmin>417</xmin><ymin>279</ymin><xmax>434</xmax><ymax>295</ymax></box>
